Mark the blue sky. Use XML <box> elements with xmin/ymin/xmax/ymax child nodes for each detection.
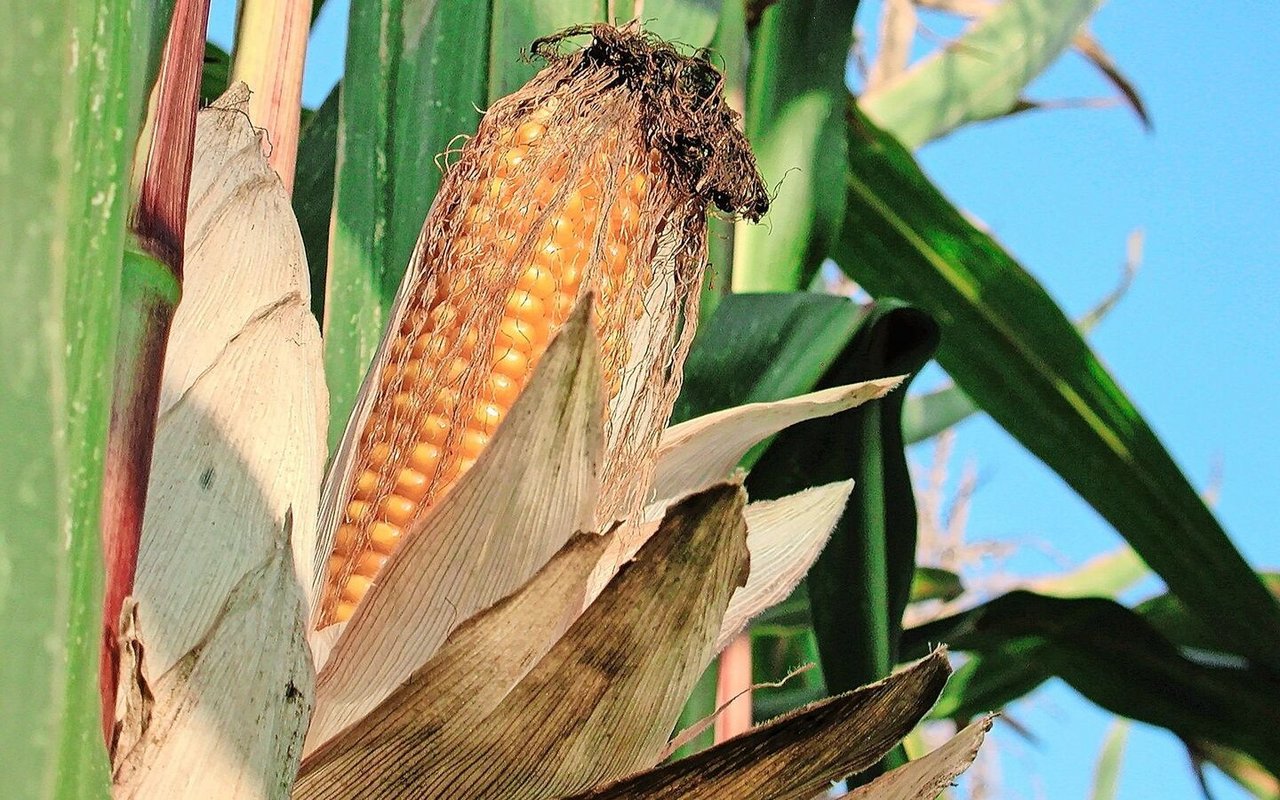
<box><xmin>210</xmin><ymin>2</ymin><xmax>1277</xmax><ymax>796</ymax></box>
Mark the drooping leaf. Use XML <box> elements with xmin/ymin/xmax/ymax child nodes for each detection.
<box><xmin>841</xmin><ymin>716</ymin><xmax>992</xmax><ymax>799</ymax></box>
<box><xmin>565</xmin><ymin>649</ymin><xmax>953</xmax><ymax>799</ymax></box>
<box><xmin>0</xmin><ymin>0</ymin><xmax>169</xmax><ymax>791</ymax></box>
<box><xmin>901</xmin><ymin>591</ymin><xmax>1280</xmax><ymax>775</ymax></box>
<box><xmin>653</xmin><ymin>378</ymin><xmax>900</xmax><ymax>504</ymax></box>
<box><xmin>300</xmin><ymin>484</ymin><xmax>749</xmax><ymax>798</ymax></box>
<box><xmin>837</xmin><ymin>108</ymin><xmax>1280</xmax><ymax>672</ymax></box>
<box><xmin>716</xmin><ymin>481</ymin><xmax>854</xmax><ymax>650</ymax></box>
<box><xmin>733</xmin><ymin>0</ymin><xmax>856</xmax><ymax>291</ymax></box>
<box><xmin>306</xmin><ymin>302</ymin><xmax>604</xmax><ymax>748</ymax></box>
<box><xmin>297</xmin><ymin>530</ymin><xmax>612</xmax><ymax>787</ymax></box>
<box><xmin>860</xmin><ymin>0</ymin><xmax>1103</xmax><ymax>147</ymax></box>
<box><xmin>746</xmin><ymin>301</ymin><xmax>939</xmax><ymax>696</ymax></box>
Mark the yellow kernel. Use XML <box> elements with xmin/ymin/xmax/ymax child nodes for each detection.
<box><xmin>461</xmin><ymin>429</ymin><xmax>490</xmax><ymax>458</ymax></box>
<box><xmin>515</xmin><ymin>120</ymin><xmax>546</xmax><ymax>145</ymax></box>
<box><xmin>493</xmin><ymin>347</ymin><xmax>530</xmax><ymax>380</ymax></box>
<box><xmin>354</xmin><ymin>469</ymin><xmax>378</xmax><ymax>499</ymax></box>
<box><xmin>381</xmin><ymin>494</ymin><xmax>418</xmax><ymax>528</ymax></box>
<box><xmin>506</xmin><ymin>290</ymin><xmax>546</xmax><ymax>323</ymax></box>
<box><xmin>517</xmin><ymin>266</ymin><xmax>557</xmax><ymax>299</ymax></box>
<box><xmin>367</xmin><ymin>442</ymin><xmax>391</xmax><ymax>468</ymax></box>
<box><xmin>421</xmin><ymin>414</ymin><xmax>450</xmax><ymax>444</ymax></box>
<box><xmin>342</xmin><ymin>574</ymin><xmax>372</xmax><ymax>603</ymax></box>
<box><xmin>396</xmin><ymin>467</ymin><xmax>430</xmax><ymax>501</ymax></box>
<box><xmin>489</xmin><ymin>373</ymin><xmax>520</xmax><ymax>407</ymax></box>
<box><xmin>355</xmin><ymin>550</ymin><xmax>388</xmax><ymax>577</ymax></box>
<box><xmin>498</xmin><ymin>146</ymin><xmax>528</xmax><ymax>176</ymax></box>
<box><xmin>346</xmin><ymin>500</ymin><xmax>373</xmax><ymax>523</ymax></box>
<box><xmin>409</xmin><ymin>443</ymin><xmax>442</xmax><ymax>473</ymax></box>
<box><xmin>497</xmin><ymin>317</ymin><xmax>545</xmax><ymax>351</ymax></box>
<box><xmin>334</xmin><ymin>524</ymin><xmax>359</xmax><ymax>556</ymax></box>
<box><xmin>474</xmin><ymin>402</ymin><xmax>505</xmax><ymax>432</ymax></box>
<box><xmin>334</xmin><ymin>601</ymin><xmax>358</xmax><ymax>622</ymax></box>
<box><xmin>369</xmin><ymin>522</ymin><xmax>402</xmax><ymax>554</ymax></box>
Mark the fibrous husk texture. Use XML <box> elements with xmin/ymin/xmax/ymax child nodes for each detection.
<box><xmin>315</xmin><ymin>22</ymin><xmax>768</xmax><ymax>625</ymax></box>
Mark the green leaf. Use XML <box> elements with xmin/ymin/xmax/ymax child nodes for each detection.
<box><xmin>1</xmin><ymin>0</ymin><xmax>169</xmax><ymax>794</ymax></box>
<box><xmin>901</xmin><ymin>591</ymin><xmax>1280</xmax><ymax>775</ymax></box>
<box><xmin>294</xmin><ymin>85</ymin><xmax>338</xmax><ymax>319</ymax></box>
<box><xmin>860</xmin><ymin>0</ymin><xmax>1102</xmax><ymax>148</ymax></box>
<box><xmin>486</xmin><ymin>1</ymin><xmax>606</xmax><ymax>104</ymax></box>
<box><xmin>910</xmin><ymin>566</ymin><xmax>964</xmax><ymax>603</ymax></box>
<box><xmin>675</xmin><ymin>292</ymin><xmax>938</xmax><ymax>779</ymax></box>
<box><xmin>1090</xmin><ymin>719</ymin><xmax>1130</xmax><ymax>800</ymax></box>
<box><xmin>902</xmin><ymin>384</ymin><xmax>976</xmax><ymax>444</ymax></box>
<box><xmin>202</xmin><ymin>40</ymin><xmax>231</xmax><ymax>104</ymax></box>
<box><xmin>747</xmin><ymin>301</ymin><xmax>937</xmax><ymax>694</ymax></box>
<box><xmin>835</xmin><ymin>108</ymin><xmax>1280</xmax><ymax>673</ymax></box>
<box><xmin>1134</xmin><ymin>572</ymin><xmax>1280</xmax><ymax>656</ymax></box>
<box><xmin>324</xmin><ymin>0</ymin><xmax>607</xmax><ymax>447</ymax></box>
<box><xmin>733</xmin><ymin>0</ymin><xmax>857</xmax><ymax>291</ymax></box>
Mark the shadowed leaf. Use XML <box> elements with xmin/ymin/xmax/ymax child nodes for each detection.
<box><xmin>306</xmin><ymin>301</ymin><xmax>604</xmax><ymax>747</ymax></box>
<box><xmin>299</xmin><ymin>484</ymin><xmax>749</xmax><ymax>798</ymax></box>
<box><xmin>565</xmin><ymin>649</ymin><xmax>953</xmax><ymax>799</ymax></box>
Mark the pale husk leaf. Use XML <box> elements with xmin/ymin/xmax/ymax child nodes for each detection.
<box><xmin>132</xmin><ymin>84</ymin><xmax>326</xmax><ymax>677</ymax></box>
<box><xmin>716</xmin><ymin>480</ymin><xmax>854</xmax><ymax>651</ymax></box>
<box><xmin>840</xmin><ymin>717</ymin><xmax>993</xmax><ymax>799</ymax></box>
<box><xmin>112</xmin><ymin>535</ymin><xmax>313</xmax><ymax>799</ymax></box>
<box><xmin>300</xmin><ymin>484</ymin><xmax>749</xmax><ymax>799</ymax></box>
<box><xmin>562</xmin><ymin>648</ymin><xmax>953</xmax><ymax>799</ymax></box>
<box><xmin>306</xmin><ymin>302</ymin><xmax>605</xmax><ymax>749</ymax></box>
<box><xmin>295</xmin><ymin>530</ymin><xmax>613</xmax><ymax>793</ymax></box>
<box><xmin>648</xmin><ymin>377</ymin><xmax>902</xmax><ymax>505</ymax></box>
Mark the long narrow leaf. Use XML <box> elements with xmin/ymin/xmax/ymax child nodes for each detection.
<box><xmin>0</xmin><ymin>0</ymin><xmax>168</xmax><ymax>792</ymax></box>
<box><xmin>901</xmin><ymin>591</ymin><xmax>1280</xmax><ymax>774</ymax></box>
<box><xmin>836</xmin><ymin>108</ymin><xmax>1280</xmax><ymax>671</ymax></box>
<box><xmin>733</xmin><ymin>0</ymin><xmax>856</xmax><ymax>291</ymax></box>
<box><xmin>323</xmin><ymin>0</ymin><xmax>493</xmax><ymax>445</ymax></box>
<box><xmin>860</xmin><ymin>0</ymin><xmax>1102</xmax><ymax>148</ymax></box>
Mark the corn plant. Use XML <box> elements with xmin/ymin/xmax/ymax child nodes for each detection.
<box><xmin>6</xmin><ymin>0</ymin><xmax>1279</xmax><ymax>797</ymax></box>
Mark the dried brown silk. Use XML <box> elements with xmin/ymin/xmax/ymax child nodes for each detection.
<box><xmin>315</xmin><ymin>24</ymin><xmax>769</xmax><ymax>626</ymax></box>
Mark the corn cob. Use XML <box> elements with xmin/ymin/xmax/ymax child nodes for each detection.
<box><xmin>318</xmin><ymin>24</ymin><xmax>769</xmax><ymax>627</ymax></box>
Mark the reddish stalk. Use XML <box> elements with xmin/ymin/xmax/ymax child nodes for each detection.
<box><xmin>100</xmin><ymin>0</ymin><xmax>209</xmax><ymax>745</ymax></box>
<box><xmin>714</xmin><ymin>633</ymin><xmax>754</xmax><ymax>743</ymax></box>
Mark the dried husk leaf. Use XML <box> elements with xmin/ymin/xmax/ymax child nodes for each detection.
<box><xmin>160</xmin><ymin>83</ymin><xmax>313</xmax><ymax>416</ymax></box>
<box><xmin>112</xmin><ymin>534</ymin><xmax>313</xmax><ymax>799</ymax></box>
<box><xmin>131</xmin><ymin>84</ymin><xmax>326</xmax><ymax>678</ymax></box>
<box><xmin>296</xmin><ymin>530</ymin><xmax>613</xmax><ymax>790</ymax></box>
<box><xmin>716</xmin><ymin>480</ymin><xmax>854</xmax><ymax>650</ymax></box>
<box><xmin>840</xmin><ymin>717</ymin><xmax>993</xmax><ymax>799</ymax></box>
<box><xmin>649</xmin><ymin>377</ymin><xmax>902</xmax><ymax>504</ymax></box>
<box><xmin>298</xmin><ymin>484</ymin><xmax>750</xmax><ymax>799</ymax></box>
<box><xmin>305</xmin><ymin>302</ymin><xmax>605</xmax><ymax>748</ymax></box>
<box><xmin>115</xmin><ymin>83</ymin><xmax>322</xmax><ymax>800</ymax></box>
<box><xmin>315</xmin><ymin>25</ymin><xmax>770</xmax><ymax>623</ymax></box>
<box><xmin>562</xmin><ymin>649</ymin><xmax>953</xmax><ymax>799</ymax></box>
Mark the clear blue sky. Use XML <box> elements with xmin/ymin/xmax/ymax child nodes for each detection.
<box><xmin>210</xmin><ymin>2</ymin><xmax>1278</xmax><ymax>796</ymax></box>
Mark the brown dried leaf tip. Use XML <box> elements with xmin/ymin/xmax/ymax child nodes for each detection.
<box><xmin>319</xmin><ymin>24</ymin><xmax>769</xmax><ymax>625</ymax></box>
